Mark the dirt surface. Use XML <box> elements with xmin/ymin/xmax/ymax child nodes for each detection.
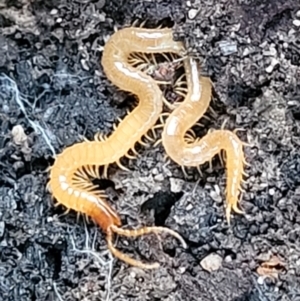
<box><xmin>1</xmin><ymin>0</ymin><xmax>300</xmax><ymax>300</ymax></box>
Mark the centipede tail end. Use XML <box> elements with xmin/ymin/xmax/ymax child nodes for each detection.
<box><xmin>106</xmin><ymin>227</ymin><xmax>160</xmax><ymax>269</ymax></box>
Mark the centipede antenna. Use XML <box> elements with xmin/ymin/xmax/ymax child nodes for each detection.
<box><xmin>110</xmin><ymin>224</ymin><xmax>187</xmax><ymax>249</ymax></box>
<box><xmin>106</xmin><ymin>229</ymin><xmax>160</xmax><ymax>269</ymax></box>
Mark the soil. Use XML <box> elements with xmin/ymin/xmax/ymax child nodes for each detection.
<box><xmin>1</xmin><ymin>0</ymin><xmax>300</xmax><ymax>301</ymax></box>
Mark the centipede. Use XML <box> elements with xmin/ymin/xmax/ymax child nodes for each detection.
<box><xmin>161</xmin><ymin>56</ymin><xmax>248</xmax><ymax>224</ymax></box>
<box><xmin>47</xmin><ymin>26</ymin><xmax>187</xmax><ymax>269</ymax></box>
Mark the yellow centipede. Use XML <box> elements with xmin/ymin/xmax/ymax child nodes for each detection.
<box><xmin>47</xmin><ymin>27</ymin><xmax>187</xmax><ymax>269</ymax></box>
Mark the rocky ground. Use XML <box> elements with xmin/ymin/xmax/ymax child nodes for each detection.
<box><xmin>0</xmin><ymin>0</ymin><xmax>300</xmax><ymax>300</ymax></box>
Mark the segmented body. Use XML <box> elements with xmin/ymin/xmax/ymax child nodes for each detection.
<box><xmin>162</xmin><ymin>57</ymin><xmax>246</xmax><ymax>224</ymax></box>
<box><xmin>47</xmin><ymin>27</ymin><xmax>187</xmax><ymax>269</ymax></box>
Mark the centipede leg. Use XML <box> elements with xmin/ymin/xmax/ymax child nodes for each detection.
<box><xmin>116</xmin><ymin>159</ymin><xmax>130</xmax><ymax>172</ymax></box>
<box><xmin>130</xmin><ymin>146</ymin><xmax>139</xmax><ymax>156</ymax></box>
<box><xmin>144</xmin><ymin>132</ymin><xmax>155</xmax><ymax>143</ymax></box>
<box><xmin>196</xmin><ymin>166</ymin><xmax>203</xmax><ymax>177</ymax></box>
<box><xmin>125</xmin><ymin>152</ymin><xmax>137</xmax><ymax>160</ymax></box>
<box><xmin>153</xmin><ymin>138</ymin><xmax>162</xmax><ymax>147</ymax></box>
<box><xmin>181</xmin><ymin>165</ymin><xmax>189</xmax><ymax>179</ymax></box>
<box><xmin>159</xmin><ymin>112</ymin><xmax>171</xmax><ymax>123</ymax></box>
<box><xmin>58</xmin><ymin>207</ymin><xmax>71</xmax><ymax>218</ymax></box>
<box><xmin>162</xmin><ymin>97</ymin><xmax>178</xmax><ymax>110</ymax></box>
<box><xmin>102</xmin><ymin>164</ymin><xmax>109</xmax><ymax>178</ymax></box>
<box><xmin>53</xmin><ymin>201</ymin><xmax>61</xmax><ymax>207</ymax></box>
<box><xmin>138</xmin><ymin>138</ymin><xmax>150</xmax><ymax>148</ymax></box>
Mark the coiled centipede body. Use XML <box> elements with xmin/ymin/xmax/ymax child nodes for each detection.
<box><xmin>47</xmin><ymin>27</ymin><xmax>187</xmax><ymax>269</ymax></box>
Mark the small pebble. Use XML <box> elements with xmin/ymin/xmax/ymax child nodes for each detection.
<box><xmin>188</xmin><ymin>8</ymin><xmax>199</xmax><ymax>20</ymax></box>
<box><xmin>293</xmin><ymin>19</ymin><xmax>300</xmax><ymax>27</ymax></box>
<box><xmin>50</xmin><ymin>9</ymin><xmax>58</xmax><ymax>15</ymax></box>
<box><xmin>200</xmin><ymin>253</ymin><xmax>223</xmax><ymax>272</ymax></box>
<box><xmin>265</xmin><ymin>58</ymin><xmax>279</xmax><ymax>73</ymax></box>
<box><xmin>170</xmin><ymin>177</ymin><xmax>184</xmax><ymax>193</ymax></box>
<box><xmin>257</xmin><ymin>276</ymin><xmax>265</xmax><ymax>285</ymax></box>
<box><xmin>219</xmin><ymin>40</ymin><xmax>237</xmax><ymax>56</ymax></box>
<box><xmin>0</xmin><ymin>221</ymin><xmax>5</xmax><ymax>237</ymax></box>
<box><xmin>154</xmin><ymin>174</ymin><xmax>164</xmax><ymax>182</ymax></box>
<box><xmin>11</xmin><ymin>125</ymin><xmax>27</xmax><ymax>145</ymax></box>
<box><xmin>152</xmin><ymin>168</ymin><xmax>159</xmax><ymax>175</ymax></box>
<box><xmin>80</xmin><ymin>59</ymin><xmax>90</xmax><ymax>71</ymax></box>
<box><xmin>186</xmin><ymin>203</ymin><xmax>194</xmax><ymax>211</ymax></box>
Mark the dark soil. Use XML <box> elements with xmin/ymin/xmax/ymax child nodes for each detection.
<box><xmin>1</xmin><ymin>0</ymin><xmax>300</xmax><ymax>300</ymax></box>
